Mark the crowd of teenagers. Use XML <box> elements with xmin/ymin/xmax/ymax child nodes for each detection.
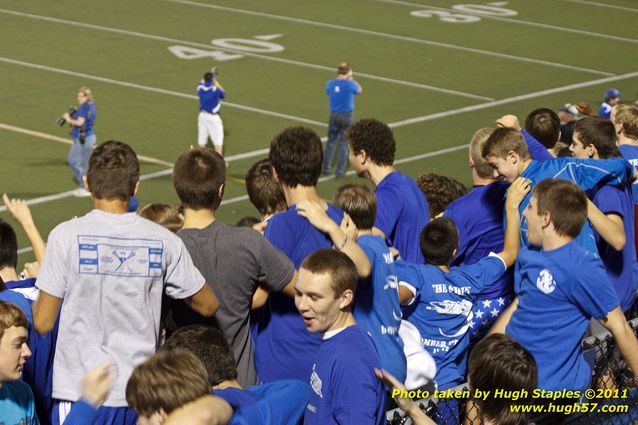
<box><xmin>1</xmin><ymin>90</ymin><xmax>638</xmax><ymax>425</ymax></box>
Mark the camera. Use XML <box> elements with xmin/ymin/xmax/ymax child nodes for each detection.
<box><xmin>56</xmin><ymin>106</ymin><xmax>77</xmax><ymax>126</ymax></box>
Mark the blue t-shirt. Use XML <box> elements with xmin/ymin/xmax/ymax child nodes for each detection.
<box><xmin>304</xmin><ymin>326</ymin><xmax>385</xmax><ymax>425</ymax></box>
<box><xmin>197</xmin><ymin>81</ymin><xmax>225</xmax><ymax>113</ymax></box>
<box><xmin>618</xmin><ymin>144</ymin><xmax>638</xmax><ymax>203</ymax></box>
<box><xmin>592</xmin><ymin>184</ymin><xmax>638</xmax><ymax>312</ymax></box>
<box><xmin>214</xmin><ymin>387</ymin><xmax>261</xmax><ymax>410</ymax></box>
<box><xmin>230</xmin><ymin>380</ymin><xmax>311</xmax><ymax>425</ymax></box>
<box><xmin>444</xmin><ymin>181</ymin><xmax>513</xmax><ymax>299</ymax></box>
<box><xmin>507</xmin><ymin>243</ymin><xmax>620</xmax><ymax>391</ymax></box>
<box><xmin>256</xmin><ymin>204</ymin><xmax>344</xmax><ymax>382</ymax></box>
<box><xmin>375</xmin><ymin>171</ymin><xmax>429</xmax><ymax>263</ymax></box>
<box><xmin>395</xmin><ymin>256</ymin><xmax>506</xmax><ymax>389</ymax></box>
<box><xmin>598</xmin><ymin>102</ymin><xmax>613</xmax><ymax>119</ymax></box>
<box><xmin>355</xmin><ymin>235</ymin><xmax>406</xmax><ymax>384</ymax></box>
<box><xmin>326</xmin><ymin>79</ymin><xmax>360</xmax><ymax>113</ymax></box>
<box><xmin>518</xmin><ymin>157</ymin><xmax>634</xmax><ymax>254</ymax></box>
<box><xmin>71</xmin><ymin>101</ymin><xmax>96</xmax><ymax>138</ymax></box>
<box><xmin>0</xmin><ymin>380</ymin><xmax>39</xmax><ymax>425</ymax></box>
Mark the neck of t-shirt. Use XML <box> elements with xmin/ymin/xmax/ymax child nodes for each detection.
<box><xmin>370</xmin><ymin>165</ymin><xmax>396</xmax><ymax>186</ymax></box>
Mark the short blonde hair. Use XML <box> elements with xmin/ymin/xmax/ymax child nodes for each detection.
<box><xmin>612</xmin><ymin>103</ymin><xmax>638</xmax><ymax>140</ymax></box>
<box><xmin>0</xmin><ymin>301</ymin><xmax>28</xmax><ymax>342</ymax></box>
<box><xmin>469</xmin><ymin>128</ymin><xmax>495</xmax><ymax>179</ymax></box>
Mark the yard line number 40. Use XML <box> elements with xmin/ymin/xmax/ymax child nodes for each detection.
<box><xmin>168</xmin><ymin>34</ymin><xmax>284</xmax><ymax>62</ymax></box>
<box><xmin>410</xmin><ymin>2</ymin><xmax>518</xmax><ymax>23</ymax></box>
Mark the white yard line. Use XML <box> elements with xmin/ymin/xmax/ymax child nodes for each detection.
<box><xmin>389</xmin><ymin>70</ymin><xmax>638</xmax><ymax>128</ymax></box>
<box><xmin>162</xmin><ymin>0</ymin><xmax>614</xmax><ymax>77</ymax></box>
<box><xmin>4</xmin><ymin>69</ymin><xmax>638</xmax><ymax>214</ymax></box>
<box><xmin>558</xmin><ymin>0</ymin><xmax>638</xmax><ymax>13</ymax></box>
<box><xmin>0</xmin><ymin>57</ymin><xmax>326</xmax><ymax>127</ymax></box>
<box><xmin>0</xmin><ymin>8</ymin><xmax>492</xmax><ymax>101</ymax></box>
<box><xmin>373</xmin><ymin>0</ymin><xmax>638</xmax><ymax>44</ymax></box>
<box><xmin>0</xmin><ymin>123</ymin><xmax>174</xmax><ymax>167</ymax></box>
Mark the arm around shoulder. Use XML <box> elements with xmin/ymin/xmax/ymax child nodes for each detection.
<box><xmin>33</xmin><ymin>290</ymin><xmax>62</xmax><ymax>335</ymax></box>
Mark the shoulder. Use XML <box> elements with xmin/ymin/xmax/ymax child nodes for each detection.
<box><xmin>2</xmin><ymin>380</ymin><xmax>34</xmax><ymax>404</ymax></box>
<box><xmin>334</xmin><ymin>326</ymin><xmax>377</xmax><ymax>355</ymax></box>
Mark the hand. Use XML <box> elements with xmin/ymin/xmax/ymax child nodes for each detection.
<box><xmin>375</xmin><ymin>369</ymin><xmax>419</xmax><ymax>415</ymax></box>
<box><xmin>576</xmin><ymin>101</ymin><xmax>595</xmax><ymax>116</ymax></box>
<box><xmin>496</xmin><ymin>114</ymin><xmax>521</xmax><ymax>132</ymax></box>
<box><xmin>22</xmin><ymin>262</ymin><xmax>40</xmax><ymax>279</ymax></box>
<box><xmin>505</xmin><ymin>177</ymin><xmax>531</xmax><ymax>209</ymax></box>
<box><xmin>3</xmin><ymin>194</ymin><xmax>35</xmax><ymax>227</ymax></box>
<box><xmin>81</xmin><ymin>363</ymin><xmax>115</xmax><ymax>407</ymax></box>
<box><xmin>340</xmin><ymin>213</ymin><xmax>359</xmax><ymax>242</ymax></box>
<box><xmin>252</xmin><ymin>220</ymin><xmax>267</xmax><ymax>235</ymax></box>
<box><xmin>296</xmin><ymin>201</ymin><xmax>336</xmax><ymax>234</ymax></box>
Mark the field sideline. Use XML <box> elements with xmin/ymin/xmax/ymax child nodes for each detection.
<box><xmin>0</xmin><ymin>0</ymin><xmax>636</xmax><ymax>264</ymax></box>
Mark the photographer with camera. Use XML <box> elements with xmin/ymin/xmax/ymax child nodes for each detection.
<box><xmin>197</xmin><ymin>66</ymin><xmax>225</xmax><ymax>155</ymax></box>
<box><xmin>60</xmin><ymin>86</ymin><xmax>96</xmax><ymax>197</ymax></box>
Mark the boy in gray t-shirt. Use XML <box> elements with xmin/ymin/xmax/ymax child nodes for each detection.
<box><xmin>172</xmin><ymin>147</ymin><xmax>296</xmax><ymax>387</ymax></box>
<box><xmin>33</xmin><ymin>141</ymin><xmax>219</xmax><ymax>423</ymax></box>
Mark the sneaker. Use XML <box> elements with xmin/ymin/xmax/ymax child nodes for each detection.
<box><xmin>73</xmin><ymin>188</ymin><xmax>91</xmax><ymax>198</ymax></box>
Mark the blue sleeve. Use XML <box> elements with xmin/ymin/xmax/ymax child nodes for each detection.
<box><xmin>456</xmin><ymin>255</ymin><xmax>506</xmax><ymax>295</ymax></box>
<box><xmin>521</xmin><ymin>129</ymin><xmax>553</xmax><ymax>161</ymax></box>
<box><xmin>374</xmin><ymin>188</ymin><xmax>400</xmax><ymax>241</ymax></box>
<box><xmin>568</xmin><ymin>258</ymin><xmax>620</xmax><ymax>320</ymax></box>
<box><xmin>332</xmin><ymin>353</ymin><xmax>383</xmax><ymax>424</ymax></box>
<box><xmin>593</xmin><ymin>185</ymin><xmax>624</xmax><ymax>218</ymax></box>
<box><xmin>326</xmin><ymin>81</ymin><xmax>330</xmax><ymax>94</ymax></box>
<box><xmin>231</xmin><ymin>381</ymin><xmax>311</xmax><ymax>425</ymax></box>
<box><xmin>62</xmin><ymin>400</ymin><xmax>99</xmax><ymax>425</ymax></box>
<box><xmin>395</xmin><ymin>260</ymin><xmax>424</xmax><ymax>292</ymax></box>
<box><xmin>555</xmin><ymin>158</ymin><xmax>634</xmax><ymax>190</ymax></box>
<box><xmin>350</xmin><ymin>80</ymin><xmax>361</xmax><ymax>94</ymax></box>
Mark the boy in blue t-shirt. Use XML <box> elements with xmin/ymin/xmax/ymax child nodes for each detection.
<box><xmin>345</xmin><ymin>118</ymin><xmax>429</xmax><ymax>263</ymax></box>
<box><xmin>396</xmin><ymin>178</ymin><xmax>530</xmax><ymax>390</ymax></box>
<box><xmin>257</xmin><ymin>127</ymin><xmax>370</xmax><ymax>383</ymax></box>
<box><xmin>295</xmin><ymin>249</ymin><xmax>385</xmax><ymax>425</ymax></box>
<box><xmin>492</xmin><ymin>179</ymin><xmax>638</xmax><ymax>392</ymax></box>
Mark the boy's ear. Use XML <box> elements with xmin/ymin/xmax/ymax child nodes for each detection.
<box><xmin>83</xmin><ymin>175</ymin><xmax>90</xmax><ymax>192</ymax></box>
<box><xmin>133</xmin><ymin>180</ymin><xmax>140</xmax><ymax>197</ymax></box>
<box><xmin>507</xmin><ymin>151</ymin><xmax>519</xmax><ymax>164</ymax></box>
<box><xmin>272</xmin><ymin>167</ymin><xmax>279</xmax><ymax>183</ymax></box>
<box><xmin>339</xmin><ymin>289</ymin><xmax>354</xmax><ymax>310</ymax></box>
<box><xmin>218</xmin><ymin>183</ymin><xmax>225</xmax><ymax>200</ymax></box>
<box><xmin>541</xmin><ymin>211</ymin><xmax>551</xmax><ymax>229</ymax></box>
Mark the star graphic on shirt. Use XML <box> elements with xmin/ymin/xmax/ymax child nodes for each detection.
<box><xmin>468</xmin><ymin>319</ymin><xmax>475</xmax><ymax>329</ymax></box>
<box><xmin>482</xmin><ymin>299</ymin><xmax>492</xmax><ymax>308</ymax></box>
<box><xmin>491</xmin><ymin>308</ymin><xmax>500</xmax><ymax>318</ymax></box>
<box><xmin>482</xmin><ymin>320</ymin><xmax>489</xmax><ymax>327</ymax></box>
<box><xmin>497</xmin><ymin>297</ymin><xmax>506</xmax><ymax>306</ymax></box>
<box><xmin>475</xmin><ymin>310</ymin><xmax>484</xmax><ymax>319</ymax></box>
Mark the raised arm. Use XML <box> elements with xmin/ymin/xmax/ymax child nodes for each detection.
<box><xmin>3</xmin><ymin>194</ymin><xmax>46</xmax><ymax>263</ymax></box>
<box><xmin>497</xmin><ymin>178</ymin><xmax>531</xmax><ymax>267</ymax></box>
<box><xmin>296</xmin><ymin>201</ymin><xmax>371</xmax><ymax>278</ymax></box>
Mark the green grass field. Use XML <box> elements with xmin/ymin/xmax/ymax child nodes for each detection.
<box><xmin>1</xmin><ymin>0</ymin><xmax>637</xmax><ymax>265</ymax></box>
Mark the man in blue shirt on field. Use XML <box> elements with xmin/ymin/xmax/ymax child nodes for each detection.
<box><xmin>322</xmin><ymin>63</ymin><xmax>362</xmax><ymax>178</ymax></box>
<box><xmin>197</xmin><ymin>66</ymin><xmax>226</xmax><ymax>155</ymax></box>
<box><xmin>346</xmin><ymin>118</ymin><xmax>429</xmax><ymax>263</ymax></box>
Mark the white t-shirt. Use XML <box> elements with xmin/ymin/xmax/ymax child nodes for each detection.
<box><xmin>37</xmin><ymin>210</ymin><xmax>205</xmax><ymax>406</ymax></box>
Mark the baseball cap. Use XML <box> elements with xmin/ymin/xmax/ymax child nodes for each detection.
<box><xmin>559</xmin><ymin>103</ymin><xmax>579</xmax><ymax>117</ymax></box>
<box><xmin>605</xmin><ymin>88</ymin><xmax>623</xmax><ymax>98</ymax></box>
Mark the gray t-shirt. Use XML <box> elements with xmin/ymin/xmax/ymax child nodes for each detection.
<box><xmin>36</xmin><ymin>210</ymin><xmax>205</xmax><ymax>406</ymax></box>
<box><xmin>177</xmin><ymin>220</ymin><xmax>295</xmax><ymax>387</ymax></box>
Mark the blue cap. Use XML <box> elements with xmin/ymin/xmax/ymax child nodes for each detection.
<box><xmin>605</xmin><ymin>88</ymin><xmax>622</xmax><ymax>98</ymax></box>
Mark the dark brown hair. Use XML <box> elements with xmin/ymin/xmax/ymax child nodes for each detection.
<box><xmin>345</xmin><ymin>119</ymin><xmax>396</xmax><ymax>166</ymax></box>
<box><xmin>125</xmin><ymin>349</ymin><xmax>209</xmax><ymax>416</ymax></box>
<box><xmin>419</xmin><ymin>217</ymin><xmax>459</xmax><ymax>266</ymax></box>
<box><xmin>468</xmin><ymin>333</ymin><xmax>538</xmax><ymax>425</ymax></box>
<box><xmin>245</xmin><ymin>158</ymin><xmax>287</xmax><ymax>216</ymax></box>
<box><xmin>573</xmin><ymin>116</ymin><xmax>620</xmax><ymax>159</ymax></box>
<box><xmin>173</xmin><ymin>147</ymin><xmax>226</xmax><ymax>210</ymax></box>
<box><xmin>87</xmin><ymin>141</ymin><xmax>140</xmax><ymax>201</ymax></box>
<box><xmin>533</xmin><ymin>179</ymin><xmax>587</xmax><ymax>238</ymax></box>
<box><xmin>138</xmin><ymin>203</ymin><xmax>183</xmax><ymax>233</ymax></box>
<box><xmin>269</xmin><ymin>127</ymin><xmax>323</xmax><ymax>188</ymax></box>
<box><xmin>416</xmin><ymin>173</ymin><xmax>467</xmax><ymax>219</ymax></box>
<box><xmin>524</xmin><ymin>108</ymin><xmax>560</xmax><ymax>149</ymax></box>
